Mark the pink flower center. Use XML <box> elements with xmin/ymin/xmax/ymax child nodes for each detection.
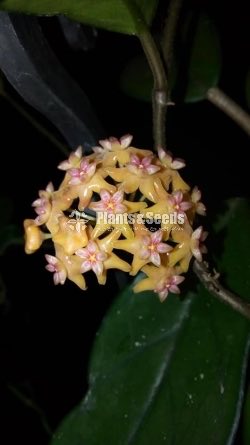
<box><xmin>89</xmin><ymin>253</ymin><xmax>98</xmax><ymax>263</ymax></box>
<box><xmin>76</xmin><ymin>241</ymin><xmax>107</xmax><ymax>276</ymax></box>
<box><xmin>148</xmin><ymin>243</ymin><xmax>156</xmax><ymax>251</ymax></box>
<box><xmin>107</xmin><ymin>201</ymin><xmax>115</xmax><ymax>211</ymax></box>
<box><xmin>140</xmin><ymin>231</ymin><xmax>172</xmax><ymax>267</ymax></box>
<box><xmin>128</xmin><ymin>155</ymin><xmax>160</xmax><ymax>175</ymax></box>
<box><xmin>69</xmin><ymin>160</ymin><xmax>96</xmax><ymax>185</ymax></box>
<box><xmin>91</xmin><ymin>190</ymin><xmax>127</xmax><ymax>214</ymax></box>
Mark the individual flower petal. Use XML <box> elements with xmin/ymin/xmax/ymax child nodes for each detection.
<box><xmin>57</xmin><ymin>146</ymin><xmax>82</xmax><ymax>170</ymax></box>
<box><xmin>191</xmin><ymin>186</ymin><xmax>206</xmax><ymax>216</ymax></box>
<box><xmin>150</xmin><ymin>251</ymin><xmax>161</xmax><ymax>266</ymax></box>
<box><xmin>92</xmin><ymin>261</ymin><xmax>104</xmax><ymax>276</ymax></box>
<box><xmin>158</xmin><ymin>148</ymin><xmax>185</xmax><ymax>170</ymax></box>
<box><xmin>46</xmin><ymin>182</ymin><xmax>54</xmax><ymax>193</ymax></box>
<box><xmin>81</xmin><ymin>260</ymin><xmax>92</xmax><ymax>272</ymax></box>
<box><xmin>155</xmin><ymin>274</ymin><xmax>185</xmax><ymax>301</ymax></box>
<box><xmin>157</xmin><ymin>243</ymin><xmax>172</xmax><ymax>253</ymax></box>
<box><xmin>168</xmin><ymin>190</ymin><xmax>192</xmax><ymax>214</ymax></box>
<box><xmin>120</xmin><ymin>134</ymin><xmax>133</xmax><ymax>148</ymax></box>
<box><xmin>171</xmin><ymin>275</ymin><xmax>185</xmax><ymax>286</ymax></box>
<box><xmin>191</xmin><ymin>226</ymin><xmax>208</xmax><ymax>261</ymax></box>
<box><xmin>32</xmin><ymin>182</ymin><xmax>54</xmax><ymax>226</ymax></box>
<box><xmin>100</xmin><ymin>189</ymin><xmax>112</xmax><ymax>203</ymax></box>
<box><xmin>151</xmin><ymin>230</ymin><xmax>163</xmax><ymax>244</ymax></box>
<box><xmin>45</xmin><ymin>254</ymin><xmax>58</xmax><ymax>266</ymax></box>
<box><xmin>112</xmin><ymin>190</ymin><xmax>123</xmax><ymax>203</ymax></box>
<box><xmin>140</xmin><ymin>247</ymin><xmax>151</xmax><ymax>260</ymax></box>
<box><xmin>45</xmin><ymin>254</ymin><xmax>67</xmax><ymax>285</ymax></box>
<box><xmin>75</xmin><ymin>248</ymin><xmax>89</xmax><ymax>259</ymax></box>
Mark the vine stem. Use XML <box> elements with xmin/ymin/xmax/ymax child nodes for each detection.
<box><xmin>193</xmin><ymin>260</ymin><xmax>250</xmax><ymax>321</ymax></box>
<box><xmin>124</xmin><ymin>1</ymin><xmax>184</xmax><ymax>150</ymax></box>
<box><xmin>124</xmin><ymin>0</ymin><xmax>168</xmax><ymax>150</ymax></box>
<box><xmin>207</xmin><ymin>87</ymin><xmax>250</xmax><ymax>136</ymax></box>
<box><xmin>162</xmin><ymin>0</ymin><xmax>183</xmax><ymax>73</ymax></box>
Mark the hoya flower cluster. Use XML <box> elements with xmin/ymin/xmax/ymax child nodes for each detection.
<box><xmin>24</xmin><ymin>135</ymin><xmax>206</xmax><ymax>302</ymax></box>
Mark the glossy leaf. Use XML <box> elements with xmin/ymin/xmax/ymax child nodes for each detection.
<box><xmin>0</xmin><ymin>0</ymin><xmax>158</xmax><ymax>34</ymax></box>
<box><xmin>120</xmin><ymin>14</ymin><xmax>221</xmax><ymax>102</ymax></box>
<box><xmin>51</xmin><ymin>198</ymin><xmax>250</xmax><ymax>445</ymax></box>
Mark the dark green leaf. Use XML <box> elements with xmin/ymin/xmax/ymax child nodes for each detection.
<box><xmin>183</xmin><ymin>14</ymin><xmax>221</xmax><ymax>102</ymax></box>
<box><xmin>51</xmin><ymin>198</ymin><xmax>250</xmax><ymax>445</ymax></box>
<box><xmin>120</xmin><ymin>14</ymin><xmax>221</xmax><ymax>103</ymax></box>
<box><xmin>0</xmin><ymin>0</ymin><xmax>158</xmax><ymax>34</ymax></box>
<box><xmin>120</xmin><ymin>55</ymin><xmax>152</xmax><ymax>102</ymax></box>
<box><xmin>242</xmin><ymin>385</ymin><xmax>250</xmax><ymax>445</ymax></box>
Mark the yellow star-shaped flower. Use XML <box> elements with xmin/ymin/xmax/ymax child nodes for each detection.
<box><xmin>104</xmin><ymin>153</ymin><xmax>170</xmax><ymax>203</ymax></box>
<box><xmin>76</xmin><ymin>228</ymin><xmax>131</xmax><ymax>285</ymax></box>
<box><xmin>133</xmin><ymin>264</ymin><xmax>185</xmax><ymax>302</ymax></box>
<box><xmin>114</xmin><ymin>224</ymin><xmax>172</xmax><ymax>275</ymax></box>
<box><xmin>89</xmin><ymin>189</ymin><xmax>147</xmax><ymax>239</ymax></box>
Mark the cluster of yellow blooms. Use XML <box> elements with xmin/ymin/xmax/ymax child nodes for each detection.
<box><xmin>24</xmin><ymin>135</ymin><xmax>207</xmax><ymax>301</ymax></box>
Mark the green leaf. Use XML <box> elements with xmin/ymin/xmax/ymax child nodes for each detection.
<box><xmin>183</xmin><ymin>13</ymin><xmax>221</xmax><ymax>102</ymax></box>
<box><xmin>120</xmin><ymin>55</ymin><xmax>152</xmax><ymax>102</ymax></box>
<box><xmin>0</xmin><ymin>0</ymin><xmax>158</xmax><ymax>34</ymax></box>
<box><xmin>242</xmin><ymin>385</ymin><xmax>250</xmax><ymax>445</ymax></box>
<box><xmin>51</xmin><ymin>198</ymin><xmax>250</xmax><ymax>445</ymax></box>
<box><xmin>120</xmin><ymin>14</ymin><xmax>221</xmax><ymax>102</ymax></box>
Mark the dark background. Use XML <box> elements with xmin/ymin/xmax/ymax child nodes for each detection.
<box><xmin>0</xmin><ymin>0</ymin><xmax>249</xmax><ymax>443</ymax></box>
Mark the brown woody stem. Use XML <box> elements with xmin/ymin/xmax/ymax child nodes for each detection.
<box><xmin>207</xmin><ymin>87</ymin><xmax>250</xmax><ymax>136</ymax></box>
<box><xmin>193</xmin><ymin>260</ymin><xmax>250</xmax><ymax>321</ymax></box>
